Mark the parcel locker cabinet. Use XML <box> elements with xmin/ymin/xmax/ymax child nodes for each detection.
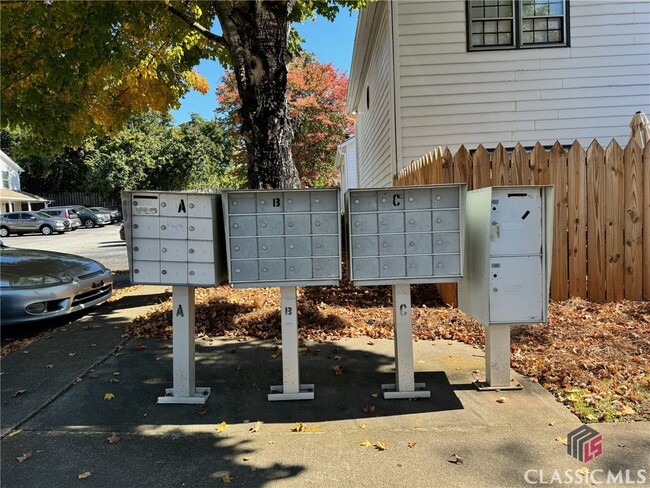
<box><xmin>222</xmin><ymin>189</ymin><xmax>342</xmax><ymax>288</ymax></box>
<box><xmin>122</xmin><ymin>190</ymin><xmax>227</xmax><ymax>286</ymax></box>
<box><xmin>346</xmin><ymin>184</ymin><xmax>466</xmax><ymax>286</ymax></box>
<box><xmin>458</xmin><ymin>186</ymin><xmax>554</xmax><ymax>326</ymax></box>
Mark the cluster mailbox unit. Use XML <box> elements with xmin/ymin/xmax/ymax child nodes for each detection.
<box><xmin>459</xmin><ymin>185</ymin><xmax>554</xmax><ymax>389</ymax></box>
<box><xmin>346</xmin><ymin>184</ymin><xmax>467</xmax><ymax>398</ymax></box>
<box><xmin>223</xmin><ymin>188</ymin><xmax>342</xmax><ymax>400</ymax></box>
<box><xmin>122</xmin><ymin>190</ymin><xmax>227</xmax><ymax>404</ymax></box>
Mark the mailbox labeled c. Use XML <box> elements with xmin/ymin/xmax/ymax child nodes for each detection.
<box><xmin>393</xmin><ymin>193</ymin><xmax>402</xmax><ymax>207</ymax></box>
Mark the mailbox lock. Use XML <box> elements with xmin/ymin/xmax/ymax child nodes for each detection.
<box><xmin>381</xmin><ymin>198</ymin><xmax>387</xmax><ymax>203</ymax></box>
<box><xmin>161</xmin><ymin>247</ymin><xmax>167</xmax><ymax>253</ymax></box>
<box><xmin>189</xmin><ymin>270</ymin><xmax>195</xmax><ymax>275</ymax></box>
<box><xmin>189</xmin><ymin>203</ymin><xmax>194</xmax><ymax>209</ymax></box>
<box><xmin>133</xmin><ymin>201</ymin><xmax>139</xmax><ymax>206</ymax></box>
<box><xmin>437</xmin><ymin>240</ymin><xmax>443</xmax><ymax>246</ymax></box>
<box><xmin>261</xmin><ymin>245</ymin><xmax>268</xmax><ymax>250</ymax></box>
<box><xmin>289</xmin><ymin>266</ymin><xmax>295</xmax><ymax>271</ymax></box>
<box><xmin>161</xmin><ymin>225</ymin><xmax>167</xmax><ymax>230</ymax></box>
<box><xmin>354</xmin><ymin>199</ymin><xmax>359</xmax><ymax>204</ymax></box>
<box><xmin>493</xmin><ymin>287</ymin><xmax>498</xmax><ymax>292</ymax></box>
<box><xmin>410</xmin><ymin>264</ymin><xmax>416</xmax><ymax>269</ymax></box>
<box><xmin>289</xmin><ymin>244</ymin><xmax>294</xmax><ymax>249</ymax></box>
<box><xmin>133</xmin><ymin>224</ymin><xmax>139</xmax><ymax>229</ymax></box>
<box><xmin>409</xmin><ymin>242</ymin><xmax>415</xmax><ymax>247</ymax></box>
<box><xmin>134</xmin><ymin>247</ymin><xmax>139</xmax><ymax>252</ymax></box>
<box><xmin>161</xmin><ymin>270</ymin><xmax>167</xmax><ymax>275</ymax></box>
<box><xmin>189</xmin><ymin>249</ymin><xmax>194</xmax><ymax>254</ymax></box>
<box><xmin>436</xmin><ymin>218</ymin><xmax>442</xmax><ymax>224</ymax></box>
<box><xmin>355</xmin><ymin>244</ymin><xmax>361</xmax><ymax>249</ymax></box>
<box><xmin>234</xmin><ymin>246</ymin><xmax>240</xmax><ymax>251</ymax></box>
<box><xmin>316</xmin><ymin>266</ymin><xmax>322</xmax><ymax>271</ymax></box>
<box><xmin>381</xmin><ymin>220</ymin><xmax>387</xmax><ymax>226</ymax></box>
<box><xmin>261</xmin><ymin>223</ymin><xmax>267</xmax><ymax>228</ymax></box>
<box><xmin>232</xmin><ymin>201</ymin><xmax>238</xmax><ymax>206</ymax></box>
<box><xmin>315</xmin><ymin>243</ymin><xmax>321</xmax><ymax>249</ymax></box>
<box><xmin>235</xmin><ymin>268</ymin><xmax>241</xmax><ymax>273</ymax></box>
<box><xmin>262</xmin><ymin>267</ymin><xmax>268</xmax><ymax>273</ymax></box>
<box><xmin>436</xmin><ymin>195</ymin><xmax>442</xmax><ymax>201</ymax></box>
<box><xmin>355</xmin><ymin>266</ymin><xmax>361</xmax><ymax>271</ymax></box>
<box><xmin>288</xmin><ymin>222</ymin><xmax>294</xmax><ymax>228</ymax></box>
<box><xmin>287</xmin><ymin>199</ymin><xmax>293</xmax><ymax>205</ymax></box>
<box><xmin>260</xmin><ymin>200</ymin><xmax>266</xmax><ymax>205</ymax></box>
<box><xmin>189</xmin><ymin>226</ymin><xmax>195</xmax><ymax>231</ymax></box>
<box><xmin>315</xmin><ymin>198</ymin><xmax>320</xmax><ymax>204</ymax></box>
<box><xmin>383</xmin><ymin>264</ymin><xmax>389</xmax><ymax>270</ymax></box>
<box><xmin>315</xmin><ymin>221</ymin><xmax>321</xmax><ymax>227</ymax></box>
<box><xmin>409</xmin><ymin>219</ymin><xmax>415</xmax><ymax>224</ymax></box>
<box><xmin>233</xmin><ymin>223</ymin><xmax>239</xmax><ymax>229</ymax></box>
<box><xmin>354</xmin><ymin>221</ymin><xmax>360</xmax><ymax>227</ymax></box>
<box><xmin>408</xmin><ymin>197</ymin><xmax>414</xmax><ymax>202</ymax></box>
<box><xmin>382</xmin><ymin>242</ymin><xmax>388</xmax><ymax>248</ymax></box>
<box><xmin>161</xmin><ymin>202</ymin><xmax>166</xmax><ymax>207</ymax></box>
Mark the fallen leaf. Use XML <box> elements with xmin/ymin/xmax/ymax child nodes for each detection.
<box><xmin>216</xmin><ymin>421</ymin><xmax>228</xmax><ymax>433</ymax></box>
<box><xmin>249</xmin><ymin>421</ymin><xmax>262</xmax><ymax>433</ymax></box>
<box><xmin>89</xmin><ymin>373</ymin><xmax>100</xmax><ymax>379</ymax></box>
<box><xmin>333</xmin><ymin>365</ymin><xmax>344</xmax><ymax>376</ymax></box>
<box><xmin>104</xmin><ymin>392</ymin><xmax>115</xmax><ymax>400</ymax></box>
<box><xmin>496</xmin><ymin>397</ymin><xmax>507</xmax><ymax>404</ymax></box>
<box><xmin>222</xmin><ymin>474</ymin><xmax>233</xmax><ymax>484</ymax></box>
<box><xmin>374</xmin><ymin>441</ymin><xmax>387</xmax><ymax>451</ymax></box>
<box><xmin>68</xmin><ymin>353</ymin><xmax>76</xmax><ymax>357</ymax></box>
<box><xmin>107</xmin><ymin>433</ymin><xmax>121</xmax><ymax>444</ymax></box>
<box><xmin>293</xmin><ymin>422</ymin><xmax>306</xmax><ymax>432</ymax></box>
<box><xmin>358</xmin><ymin>424</ymin><xmax>368</xmax><ymax>430</ymax></box>
<box><xmin>577</xmin><ymin>467</ymin><xmax>589</xmax><ymax>476</ymax></box>
<box><xmin>618</xmin><ymin>444</ymin><xmax>626</xmax><ymax>448</ymax></box>
<box><xmin>110</xmin><ymin>378</ymin><xmax>120</xmax><ymax>384</ymax></box>
<box><xmin>449</xmin><ymin>453</ymin><xmax>464</xmax><ymax>465</ymax></box>
<box><xmin>16</xmin><ymin>452</ymin><xmax>32</xmax><ymax>463</ymax></box>
<box><xmin>13</xmin><ymin>389</ymin><xmax>26</xmax><ymax>397</ymax></box>
<box><xmin>548</xmin><ymin>421</ymin><xmax>555</xmax><ymax>426</ymax></box>
<box><xmin>555</xmin><ymin>437</ymin><xmax>567</xmax><ymax>446</ymax></box>
<box><xmin>73</xmin><ymin>377</ymin><xmax>82</xmax><ymax>385</ymax></box>
<box><xmin>45</xmin><ymin>364</ymin><xmax>53</xmax><ymax>369</ymax></box>
<box><xmin>360</xmin><ymin>440</ymin><xmax>371</xmax><ymax>448</ymax></box>
<box><xmin>363</xmin><ymin>405</ymin><xmax>376</xmax><ymax>414</ymax></box>
<box><xmin>78</xmin><ymin>471</ymin><xmax>92</xmax><ymax>479</ymax></box>
<box><xmin>408</xmin><ymin>442</ymin><xmax>417</xmax><ymax>448</ymax></box>
<box><xmin>371</xmin><ymin>393</ymin><xmax>379</xmax><ymax>399</ymax></box>
<box><xmin>620</xmin><ymin>405</ymin><xmax>635</xmax><ymax>416</ymax></box>
<box><xmin>134</xmin><ymin>345</ymin><xmax>146</xmax><ymax>351</ymax></box>
<box><xmin>8</xmin><ymin>429</ymin><xmax>21</xmax><ymax>437</ymax></box>
<box><xmin>198</xmin><ymin>408</ymin><xmax>208</xmax><ymax>417</ymax></box>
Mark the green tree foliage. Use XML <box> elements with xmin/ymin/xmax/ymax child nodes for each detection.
<box><xmin>1</xmin><ymin>1</ymin><xmax>365</xmax><ymax>189</ymax></box>
<box><xmin>3</xmin><ymin>112</ymin><xmax>237</xmax><ymax>200</ymax></box>
<box><xmin>217</xmin><ymin>53</ymin><xmax>353</xmax><ymax>187</ymax></box>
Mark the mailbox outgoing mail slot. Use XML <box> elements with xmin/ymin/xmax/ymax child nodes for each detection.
<box><xmin>222</xmin><ymin>189</ymin><xmax>342</xmax><ymax>288</ymax></box>
<box><xmin>122</xmin><ymin>190</ymin><xmax>227</xmax><ymax>287</ymax></box>
<box><xmin>346</xmin><ymin>185</ymin><xmax>466</xmax><ymax>286</ymax></box>
<box><xmin>458</xmin><ymin>185</ymin><xmax>553</xmax><ymax>326</ymax></box>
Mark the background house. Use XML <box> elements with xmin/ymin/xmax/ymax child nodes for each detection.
<box><xmin>345</xmin><ymin>0</ymin><xmax>650</xmax><ymax>187</ymax></box>
<box><xmin>0</xmin><ymin>150</ymin><xmax>49</xmax><ymax>213</ymax></box>
<box><xmin>335</xmin><ymin>137</ymin><xmax>358</xmax><ymax>211</ymax></box>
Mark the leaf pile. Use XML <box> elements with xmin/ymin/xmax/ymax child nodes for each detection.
<box><xmin>111</xmin><ymin>286</ymin><xmax>650</xmax><ymax>423</ymax></box>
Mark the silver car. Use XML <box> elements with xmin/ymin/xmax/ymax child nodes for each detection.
<box><xmin>0</xmin><ymin>241</ymin><xmax>113</xmax><ymax>325</ymax></box>
<box><xmin>0</xmin><ymin>211</ymin><xmax>67</xmax><ymax>237</ymax></box>
<box><xmin>41</xmin><ymin>208</ymin><xmax>82</xmax><ymax>230</ymax></box>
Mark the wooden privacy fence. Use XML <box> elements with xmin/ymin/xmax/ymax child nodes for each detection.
<box><xmin>393</xmin><ymin>140</ymin><xmax>650</xmax><ymax>304</ymax></box>
<box><xmin>41</xmin><ymin>191</ymin><xmax>120</xmax><ymax>208</ymax></box>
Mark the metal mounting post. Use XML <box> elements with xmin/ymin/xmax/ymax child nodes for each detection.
<box><xmin>158</xmin><ymin>286</ymin><xmax>210</xmax><ymax>404</ymax></box>
<box><xmin>475</xmin><ymin>324</ymin><xmax>522</xmax><ymax>391</ymax></box>
<box><xmin>382</xmin><ymin>284</ymin><xmax>430</xmax><ymax>399</ymax></box>
<box><xmin>268</xmin><ymin>286</ymin><xmax>314</xmax><ymax>401</ymax></box>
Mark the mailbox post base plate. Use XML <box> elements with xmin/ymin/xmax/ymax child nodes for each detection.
<box><xmin>268</xmin><ymin>384</ymin><xmax>315</xmax><ymax>401</ymax></box>
<box><xmin>381</xmin><ymin>383</ymin><xmax>431</xmax><ymax>400</ymax></box>
<box><xmin>157</xmin><ymin>387</ymin><xmax>211</xmax><ymax>405</ymax></box>
<box><xmin>473</xmin><ymin>380</ymin><xmax>522</xmax><ymax>391</ymax></box>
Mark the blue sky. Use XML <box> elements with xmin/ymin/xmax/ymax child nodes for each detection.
<box><xmin>171</xmin><ymin>10</ymin><xmax>359</xmax><ymax>124</ymax></box>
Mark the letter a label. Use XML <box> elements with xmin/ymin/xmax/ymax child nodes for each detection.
<box><xmin>178</xmin><ymin>199</ymin><xmax>187</xmax><ymax>214</ymax></box>
<box><xmin>176</xmin><ymin>304</ymin><xmax>184</xmax><ymax>317</ymax></box>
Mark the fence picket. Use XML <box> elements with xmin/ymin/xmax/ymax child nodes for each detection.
<box><xmin>644</xmin><ymin>143</ymin><xmax>650</xmax><ymax>300</ymax></box>
<box><xmin>586</xmin><ymin>140</ymin><xmax>606</xmax><ymax>302</ymax></box>
<box><xmin>567</xmin><ymin>141</ymin><xmax>587</xmax><ymax>298</ymax></box>
<box><xmin>511</xmin><ymin>143</ymin><xmax>531</xmax><ymax>185</ymax></box>
<box><xmin>623</xmin><ymin>141</ymin><xmax>643</xmax><ymax>300</ymax></box>
<box><xmin>492</xmin><ymin>143</ymin><xmax>510</xmax><ymax>186</ymax></box>
<box><xmin>473</xmin><ymin>145</ymin><xmax>491</xmax><ymax>189</ymax></box>
<box><xmin>549</xmin><ymin>142</ymin><xmax>569</xmax><ymax>301</ymax></box>
<box><xmin>605</xmin><ymin>140</ymin><xmax>625</xmax><ymax>302</ymax></box>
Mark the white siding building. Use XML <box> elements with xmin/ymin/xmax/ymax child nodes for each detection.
<box><xmin>335</xmin><ymin>137</ymin><xmax>359</xmax><ymax>211</ymax></box>
<box><xmin>0</xmin><ymin>150</ymin><xmax>49</xmax><ymax>213</ymax></box>
<box><xmin>347</xmin><ymin>0</ymin><xmax>650</xmax><ymax>186</ymax></box>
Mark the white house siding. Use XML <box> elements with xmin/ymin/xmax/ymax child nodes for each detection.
<box><xmin>395</xmin><ymin>0</ymin><xmax>650</xmax><ymax>170</ymax></box>
<box><xmin>0</xmin><ymin>150</ymin><xmax>23</xmax><ymax>190</ymax></box>
<box><xmin>354</xmin><ymin>3</ymin><xmax>393</xmax><ymax>188</ymax></box>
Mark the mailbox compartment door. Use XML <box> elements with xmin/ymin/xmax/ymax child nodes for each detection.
<box><xmin>187</xmin><ymin>218</ymin><xmax>213</xmax><ymax>240</ymax></box>
<box><xmin>160</xmin><ymin>262</ymin><xmax>188</xmax><ymax>284</ymax></box>
<box><xmin>286</xmin><ymin>258</ymin><xmax>312</xmax><ymax>280</ymax></box>
<box><xmin>489</xmin><ymin>256</ymin><xmax>543</xmax><ymax>323</ymax></box>
<box><xmin>229</xmin><ymin>216</ymin><xmax>256</xmax><ymax>237</ymax></box>
<box><xmin>230</xmin><ymin>238</ymin><xmax>257</xmax><ymax>259</ymax></box>
<box><xmin>432</xmin><ymin>232</ymin><xmax>461</xmax><ymax>254</ymax></box>
<box><xmin>228</xmin><ymin>193</ymin><xmax>256</xmax><ymax>214</ymax></box>
<box><xmin>257</xmin><ymin>193</ymin><xmax>283</xmax><ymax>213</ymax></box>
<box><xmin>311</xmin><ymin>213</ymin><xmax>338</xmax><ymax>234</ymax></box>
<box><xmin>284</xmin><ymin>192</ymin><xmax>310</xmax><ymax>212</ymax></box>
<box><xmin>286</xmin><ymin>236</ymin><xmax>311</xmax><ymax>257</ymax></box>
<box><xmin>380</xmin><ymin>256</ymin><xmax>406</xmax><ymax>278</ymax></box>
<box><xmin>405</xmin><ymin>211</ymin><xmax>432</xmax><ymax>232</ymax></box>
<box><xmin>259</xmin><ymin>259</ymin><xmax>285</xmax><ymax>281</ymax></box>
<box><xmin>349</xmin><ymin>193</ymin><xmax>377</xmax><ymax>212</ymax></box>
<box><xmin>352</xmin><ymin>235</ymin><xmax>378</xmax><ymax>256</ymax></box>
<box><xmin>132</xmin><ymin>238</ymin><xmax>161</xmax><ymax>261</ymax></box>
<box><xmin>350</xmin><ymin>214</ymin><xmax>377</xmax><ymax>235</ymax></box>
<box><xmin>258</xmin><ymin>237</ymin><xmax>285</xmax><ymax>258</ymax></box>
<box><xmin>431</xmin><ymin>187</ymin><xmax>460</xmax><ymax>208</ymax></box>
<box><xmin>352</xmin><ymin>258</ymin><xmax>379</xmax><ymax>279</ymax></box>
<box><xmin>377</xmin><ymin>190</ymin><xmax>403</xmax><ymax>211</ymax></box>
<box><xmin>313</xmin><ymin>258</ymin><xmax>339</xmax><ymax>279</ymax></box>
<box><xmin>188</xmin><ymin>264</ymin><xmax>216</xmax><ymax>285</ymax></box>
<box><xmin>378</xmin><ymin>212</ymin><xmax>404</xmax><ymax>233</ymax></box>
<box><xmin>160</xmin><ymin>239</ymin><xmax>187</xmax><ymax>262</ymax></box>
<box><xmin>257</xmin><ymin>215</ymin><xmax>284</xmax><ymax>236</ymax></box>
<box><xmin>160</xmin><ymin>217</ymin><xmax>187</xmax><ymax>239</ymax></box>
<box><xmin>231</xmin><ymin>260</ymin><xmax>258</xmax><ymax>282</ymax></box>
<box><xmin>405</xmin><ymin>233</ymin><xmax>432</xmax><ymax>254</ymax></box>
<box><xmin>432</xmin><ymin>210</ymin><xmax>460</xmax><ymax>231</ymax></box>
<box><xmin>433</xmin><ymin>254</ymin><xmax>461</xmax><ymax>276</ymax></box>
<box><xmin>405</xmin><ymin>188</ymin><xmax>432</xmax><ymax>209</ymax></box>
<box><xmin>311</xmin><ymin>191</ymin><xmax>338</xmax><ymax>212</ymax></box>
<box><xmin>187</xmin><ymin>240</ymin><xmax>215</xmax><ymax>263</ymax></box>
<box><xmin>132</xmin><ymin>217</ymin><xmax>160</xmax><ymax>239</ymax></box>
<box><xmin>187</xmin><ymin>195</ymin><xmax>213</xmax><ymax>218</ymax></box>
<box><xmin>312</xmin><ymin>235</ymin><xmax>338</xmax><ymax>256</ymax></box>
<box><xmin>132</xmin><ymin>261</ymin><xmax>160</xmax><ymax>283</ymax></box>
<box><xmin>490</xmin><ymin>189</ymin><xmax>542</xmax><ymax>256</ymax></box>
<box><xmin>132</xmin><ymin>194</ymin><xmax>160</xmax><ymax>217</ymax></box>
<box><xmin>284</xmin><ymin>214</ymin><xmax>310</xmax><ymax>235</ymax></box>
<box><xmin>379</xmin><ymin>235</ymin><xmax>405</xmax><ymax>256</ymax></box>
<box><xmin>407</xmin><ymin>255</ymin><xmax>433</xmax><ymax>277</ymax></box>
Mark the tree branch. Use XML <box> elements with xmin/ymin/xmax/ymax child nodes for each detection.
<box><xmin>164</xmin><ymin>2</ymin><xmax>227</xmax><ymax>48</ymax></box>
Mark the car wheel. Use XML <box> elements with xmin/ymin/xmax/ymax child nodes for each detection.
<box><xmin>0</xmin><ymin>226</ymin><xmax>9</xmax><ymax>237</ymax></box>
<box><xmin>41</xmin><ymin>225</ymin><xmax>53</xmax><ymax>235</ymax></box>
<box><xmin>84</xmin><ymin>219</ymin><xmax>95</xmax><ymax>228</ymax></box>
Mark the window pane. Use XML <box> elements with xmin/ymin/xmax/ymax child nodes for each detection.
<box><xmin>485</xmin><ymin>33</ymin><xmax>497</xmax><ymax>45</ymax></box>
<box><xmin>534</xmin><ymin>31</ymin><xmax>547</xmax><ymax>43</ymax></box>
<box><xmin>550</xmin><ymin>1</ymin><xmax>564</xmax><ymax>15</ymax></box>
<box><xmin>522</xmin><ymin>31</ymin><xmax>534</xmax><ymax>43</ymax></box>
<box><xmin>472</xmin><ymin>34</ymin><xmax>484</xmax><ymax>46</ymax></box>
<box><xmin>498</xmin><ymin>20</ymin><xmax>511</xmax><ymax>32</ymax></box>
<box><xmin>498</xmin><ymin>33</ymin><xmax>512</xmax><ymax>44</ymax></box>
<box><xmin>485</xmin><ymin>6</ymin><xmax>498</xmax><ymax>17</ymax></box>
<box><xmin>485</xmin><ymin>21</ymin><xmax>497</xmax><ymax>33</ymax></box>
<box><xmin>522</xmin><ymin>3</ymin><xmax>535</xmax><ymax>16</ymax></box>
<box><xmin>548</xmin><ymin>19</ymin><xmax>559</xmax><ymax>30</ymax></box>
<box><xmin>522</xmin><ymin>19</ymin><xmax>533</xmax><ymax>31</ymax></box>
<box><xmin>498</xmin><ymin>4</ymin><xmax>512</xmax><ymax>16</ymax></box>
<box><xmin>534</xmin><ymin>18</ymin><xmax>547</xmax><ymax>30</ymax></box>
<box><xmin>472</xmin><ymin>22</ymin><xmax>484</xmax><ymax>34</ymax></box>
<box><xmin>548</xmin><ymin>30</ymin><xmax>560</xmax><ymax>42</ymax></box>
<box><xmin>535</xmin><ymin>3</ymin><xmax>550</xmax><ymax>15</ymax></box>
<box><xmin>472</xmin><ymin>5</ymin><xmax>485</xmax><ymax>18</ymax></box>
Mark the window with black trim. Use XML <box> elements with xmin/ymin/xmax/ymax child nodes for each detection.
<box><xmin>467</xmin><ymin>0</ymin><xmax>568</xmax><ymax>50</ymax></box>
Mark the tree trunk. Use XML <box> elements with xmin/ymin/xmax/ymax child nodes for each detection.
<box><xmin>215</xmin><ymin>1</ymin><xmax>300</xmax><ymax>189</ymax></box>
